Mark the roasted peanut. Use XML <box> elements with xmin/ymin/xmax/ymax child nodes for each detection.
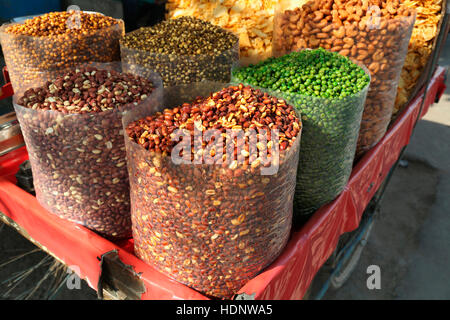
<box><xmin>126</xmin><ymin>84</ymin><xmax>301</xmax><ymax>298</ymax></box>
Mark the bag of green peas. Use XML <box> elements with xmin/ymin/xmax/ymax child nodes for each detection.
<box><xmin>232</xmin><ymin>48</ymin><xmax>370</xmax><ymax>216</ymax></box>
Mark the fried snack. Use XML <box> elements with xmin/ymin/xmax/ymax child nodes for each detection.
<box><xmin>394</xmin><ymin>0</ymin><xmax>443</xmax><ymax>114</ymax></box>
<box><xmin>166</xmin><ymin>0</ymin><xmax>307</xmax><ymax>65</ymax></box>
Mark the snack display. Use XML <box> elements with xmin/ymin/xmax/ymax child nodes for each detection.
<box><xmin>120</xmin><ymin>16</ymin><xmax>239</xmax><ymax>87</ymax></box>
<box><xmin>14</xmin><ymin>65</ymin><xmax>160</xmax><ymax>239</ymax></box>
<box><xmin>0</xmin><ymin>0</ymin><xmax>444</xmax><ymax>300</ymax></box>
<box><xmin>394</xmin><ymin>0</ymin><xmax>444</xmax><ymax>113</ymax></box>
<box><xmin>125</xmin><ymin>83</ymin><xmax>301</xmax><ymax>298</ymax></box>
<box><xmin>0</xmin><ymin>11</ymin><xmax>124</xmax><ymax>95</ymax></box>
<box><xmin>233</xmin><ymin>48</ymin><xmax>370</xmax><ymax>215</ymax></box>
<box><xmin>166</xmin><ymin>0</ymin><xmax>280</xmax><ymax>65</ymax></box>
<box><xmin>273</xmin><ymin>0</ymin><xmax>416</xmax><ymax>156</ymax></box>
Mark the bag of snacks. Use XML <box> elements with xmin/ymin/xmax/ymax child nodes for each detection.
<box><xmin>124</xmin><ymin>82</ymin><xmax>302</xmax><ymax>298</ymax></box>
<box><xmin>14</xmin><ymin>64</ymin><xmax>162</xmax><ymax>239</ymax></box>
<box><xmin>394</xmin><ymin>0</ymin><xmax>445</xmax><ymax>115</ymax></box>
<box><xmin>273</xmin><ymin>0</ymin><xmax>416</xmax><ymax>157</ymax></box>
<box><xmin>165</xmin><ymin>0</ymin><xmax>282</xmax><ymax>65</ymax></box>
<box><xmin>120</xmin><ymin>16</ymin><xmax>239</xmax><ymax>87</ymax></box>
<box><xmin>0</xmin><ymin>11</ymin><xmax>124</xmax><ymax>96</ymax></box>
<box><xmin>232</xmin><ymin>48</ymin><xmax>370</xmax><ymax>216</ymax></box>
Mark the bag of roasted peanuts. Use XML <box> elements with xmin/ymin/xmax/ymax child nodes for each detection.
<box><xmin>120</xmin><ymin>16</ymin><xmax>239</xmax><ymax>88</ymax></box>
<box><xmin>273</xmin><ymin>0</ymin><xmax>416</xmax><ymax>157</ymax></box>
<box><xmin>0</xmin><ymin>11</ymin><xmax>124</xmax><ymax>96</ymax></box>
<box><xmin>13</xmin><ymin>63</ymin><xmax>162</xmax><ymax>239</ymax></box>
<box><xmin>123</xmin><ymin>82</ymin><xmax>302</xmax><ymax>298</ymax></box>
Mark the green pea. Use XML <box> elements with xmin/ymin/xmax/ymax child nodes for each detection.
<box><xmin>231</xmin><ymin>48</ymin><xmax>370</xmax><ymax>217</ymax></box>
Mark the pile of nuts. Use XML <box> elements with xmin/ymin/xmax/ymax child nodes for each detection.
<box><xmin>233</xmin><ymin>48</ymin><xmax>370</xmax><ymax>215</ymax></box>
<box><xmin>166</xmin><ymin>0</ymin><xmax>280</xmax><ymax>65</ymax></box>
<box><xmin>125</xmin><ymin>84</ymin><xmax>301</xmax><ymax>298</ymax></box>
<box><xmin>0</xmin><ymin>11</ymin><xmax>124</xmax><ymax>95</ymax></box>
<box><xmin>15</xmin><ymin>66</ymin><xmax>155</xmax><ymax>239</ymax></box>
<box><xmin>120</xmin><ymin>16</ymin><xmax>239</xmax><ymax>87</ymax></box>
<box><xmin>273</xmin><ymin>0</ymin><xmax>416</xmax><ymax>156</ymax></box>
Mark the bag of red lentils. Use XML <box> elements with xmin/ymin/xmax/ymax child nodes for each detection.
<box><xmin>14</xmin><ymin>63</ymin><xmax>162</xmax><ymax>239</ymax></box>
<box><xmin>0</xmin><ymin>11</ymin><xmax>124</xmax><ymax>96</ymax></box>
<box><xmin>123</xmin><ymin>82</ymin><xmax>302</xmax><ymax>298</ymax></box>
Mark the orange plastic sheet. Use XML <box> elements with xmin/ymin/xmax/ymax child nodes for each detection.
<box><xmin>0</xmin><ymin>67</ymin><xmax>445</xmax><ymax>300</ymax></box>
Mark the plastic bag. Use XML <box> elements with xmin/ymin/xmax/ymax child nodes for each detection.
<box><xmin>272</xmin><ymin>0</ymin><xmax>416</xmax><ymax>157</ymax></box>
<box><xmin>123</xmin><ymin>82</ymin><xmax>301</xmax><ymax>298</ymax></box>
<box><xmin>120</xmin><ymin>34</ymin><xmax>239</xmax><ymax>87</ymax></box>
<box><xmin>165</xmin><ymin>0</ymin><xmax>278</xmax><ymax>66</ymax></box>
<box><xmin>14</xmin><ymin>64</ymin><xmax>162</xmax><ymax>239</ymax></box>
<box><xmin>231</xmin><ymin>69</ymin><xmax>369</xmax><ymax>216</ymax></box>
<box><xmin>0</xmin><ymin>14</ymin><xmax>124</xmax><ymax>96</ymax></box>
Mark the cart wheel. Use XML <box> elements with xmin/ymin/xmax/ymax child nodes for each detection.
<box><xmin>330</xmin><ymin>219</ymin><xmax>374</xmax><ymax>290</ymax></box>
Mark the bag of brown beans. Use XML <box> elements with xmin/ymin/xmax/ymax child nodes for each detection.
<box><xmin>13</xmin><ymin>63</ymin><xmax>162</xmax><ymax>239</ymax></box>
<box><xmin>0</xmin><ymin>11</ymin><xmax>124</xmax><ymax>96</ymax></box>
<box><xmin>123</xmin><ymin>82</ymin><xmax>302</xmax><ymax>298</ymax></box>
<box><xmin>120</xmin><ymin>16</ymin><xmax>239</xmax><ymax>88</ymax></box>
<box><xmin>273</xmin><ymin>0</ymin><xmax>416</xmax><ymax>157</ymax></box>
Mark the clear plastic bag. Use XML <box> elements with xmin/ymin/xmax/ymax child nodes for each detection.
<box><xmin>14</xmin><ymin>64</ymin><xmax>162</xmax><ymax>239</ymax></box>
<box><xmin>0</xmin><ymin>15</ymin><xmax>124</xmax><ymax>96</ymax></box>
<box><xmin>123</xmin><ymin>82</ymin><xmax>301</xmax><ymax>298</ymax></box>
<box><xmin>120</xmin><ymin>35</ymin><xmax>239</xmax><ymax>87</ymax></box>
<box><xmin>272</xmin><ymin>0</ymin><xmax>416</xmax><ymax>157</ymax></box>
<box><xmin>231</xmin><ymin>63</ymin><xmax>370</xmax><ymax>216</ymax></box>
<box><xmin>165</xmin><ymin>0</ymin><xmax>278</xmax><ymax>66</ymax></box>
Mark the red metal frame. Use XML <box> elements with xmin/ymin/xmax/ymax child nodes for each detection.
<box><xmin>0</xmin><ymin>67</ymin><xmax>14</xmax><ymax>101</ymax></box>
<box><xmin>0</xmin><ymin>67</ymin><xmax>446</xmax><ymax>300</ymax></box>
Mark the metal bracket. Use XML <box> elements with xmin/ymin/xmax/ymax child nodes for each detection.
<box><xmin>97</xmin><ymin>250</ymin><xmax>146</xmax><ymax>300</ymax></box>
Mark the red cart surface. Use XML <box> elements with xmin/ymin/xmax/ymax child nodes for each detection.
<box><xmin>0</xmin><ymin>66</ymin><xmax>446</xmax><ymax>300</ymax></box>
